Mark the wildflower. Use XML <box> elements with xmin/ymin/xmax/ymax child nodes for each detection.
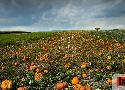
<box><xmin>1</xmin><ymin>80</ymin><xmax>12</xmax><ymax>89</ymax></box>
<box><xmin>34</xmin><ymin>72</ymin><xmax>43</xmax><ymax>81</ymax></box>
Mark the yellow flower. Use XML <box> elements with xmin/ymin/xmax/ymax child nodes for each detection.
<box><xmin>107</xmin><ymin>56</ymin><xmax>111</xmax><ymax>60</ymax></box>
<box><xmin>1</xmin><ymin>80</ymin><xmax>12</xmax><ymax>89</ymax></box>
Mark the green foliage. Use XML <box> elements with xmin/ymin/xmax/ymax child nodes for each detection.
<box><xmin>0</xmin><ymin>32</ymin><xmax>56</xmax><ymax>47</ymax></box>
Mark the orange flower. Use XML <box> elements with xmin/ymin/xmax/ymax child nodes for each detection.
<box><xmin>29</xmin><ymin>65</ymin><xmax>37</xmax><ymax>71</ymax></box>
<box><xmin>34</xmin><ymin>73</ymin><xmax>43</xmax><ymax>81</ymax></box>
<box><xmin>82</xmin><ymin>72</ymin><xmax>88</xmax><ymax>78</ymax></box>
<box><xmin>73</xmin><ymin>84</ymin><xmax>86</xmax><ymax>90</ymax></box>
<box><xmin>106</xmin><ymin>78</ymin><xmax>112</xmax><ymax>85</ymax></box>
<box><xmin>1</xmin><ymin>80</ymin><xmax>12</xmax><ymax>89</ymax></box>
<box><xmin>17</xmin><ymin>86</ymin><xmax>27</xmax><ymax>90</ymax></box>
<box><xmin>71</xmin><ymin>77</ymin><xmax>79</xmax><ymax>85</ymax></box>
<box><xmin>55</xmin><ymin>82</ymin><xmax>68</xmax><ymax>89</ymax></box>
<box><xmin>80</xmin><ymin>86</ymin><xmax>86</xmax><ymax>90</ymax></box>
<box><xmin>85</xmin><ymin>85</ymin><xmax>92</xmax><ymax>90</ymax></box>
<box><xmin>73</xmin><ymin>84</ymin><xmax>82</xmax><ymax>90</ymax></box>
<box><xmin>81</xmin><ymin>62</ymin><xmax>89</xmax><ymax>68</ymax></box>
<box><xmin>64</xmin><ymin>63</ymin><xmax>71</xmax><ymax>69</ymax></box>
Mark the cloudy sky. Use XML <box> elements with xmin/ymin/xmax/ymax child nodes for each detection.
<box><xmin>0</xmin><ymin>0</ymin><xmax>125</xmax><ymax>31</ymax></box>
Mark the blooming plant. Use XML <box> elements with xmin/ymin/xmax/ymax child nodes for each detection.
<box><xmin>0</xmin><ymin>30</ymin><xmax>125</xmax><ymax>89</ymax></box>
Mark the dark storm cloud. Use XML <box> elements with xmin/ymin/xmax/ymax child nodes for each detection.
<box><xmin>0</xmin><ymin>0</ymin><xmax>53</xmax><ymax>25</ymax></box>
<box><xmin>0</xmin><ymin>0</ymin><xmax>48</xmax><ymax>17</ymax></box>
<box><xmin>0</xmin><ymin>0</ymin><xmax>125</xmax><ymax>30</ymax></box>
<box><xmin>96</xmin><ymin>0</ymin><xmax>125</xmax><ymax>18</ymax></box>
<box><xmin>1</xmin><ymin>0</ymin><xmax>124</xmax><ymax>18</ymax></box>
<box><xmin>106</xmin><ymin>1</ymin><xmax>125</xmax><ymax>17</ymax></box>
<box><xmin>0</xmin><ymin>0</ymin><xmax>70</xmax><ymax>26</ymax></box>
<box><xmin>0</xmin><ymin>0</ymin><xmax>69</xmax><ymax>17</ymax></box>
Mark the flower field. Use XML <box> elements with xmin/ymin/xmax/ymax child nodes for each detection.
<box><xmin>0</xmin><ymin>30</ymin><xmax>125</xmax><ymax>90</ymax></box>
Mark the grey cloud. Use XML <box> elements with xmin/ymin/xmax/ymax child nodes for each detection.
<box><xmin>0</xmin><ymin>0</ymin><xmax>124</xmax><ymax>30</ymax></box>
<box><xmin>0</xmin><ymin>0</ymin><xmax>70</xmax><ymax>18</ymax></box>
<box><xmin>96</xmin><ymin>0</ymin><xmax>125</xmax><ymax>18</ymax></box>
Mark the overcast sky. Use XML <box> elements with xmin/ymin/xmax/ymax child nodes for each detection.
<box><xmin>0</xmin><ymin>0</ymin><xmax>125</xmax><ymax>31</ymax></box>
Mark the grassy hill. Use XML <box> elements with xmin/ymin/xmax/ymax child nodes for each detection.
<box><xmin>0</xmin><ymin>30</ymin><xmax>125</xmax><ymax>89</ymax></box>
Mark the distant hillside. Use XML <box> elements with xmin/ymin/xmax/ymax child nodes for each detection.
<box><xmin>0</xmin><ymin>31</ymin><xmax>31</xmax><ymax>34</ymax></box>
